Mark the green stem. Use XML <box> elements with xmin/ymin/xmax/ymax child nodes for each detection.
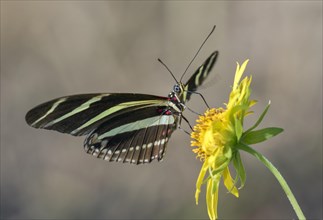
<box><xmin>237</xmin><ymin>143</ymin><xmax>306</xmax><ymax>220</ymax></box>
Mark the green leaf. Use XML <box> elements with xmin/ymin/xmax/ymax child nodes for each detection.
<box><xmin>232</xmin><ymin>152</ymin><xmax>246</xmax><ymax>189</ymax></box>
<box><xmin>244</xmin><ymin>101</ymin><xmax>271</xmax><ymax>135</ymax></box>
<box><xmin>224</xmin><ymin>147</ymin><xmax>232</xmax><ymax>159</ymax></box>
<box><xmin>211</xmin><ymin>160</ymin><xmax>229</xmax><ymax>176</ymax></box>
<box><xmin>235</xmin><ymin>117</ymin><xmax>243</xmax><ymax>141</ymax></box>
<box><xmin>242</xmin><ymin>127</ymin><xmax>284</xmax><ymax>144</ymax></box>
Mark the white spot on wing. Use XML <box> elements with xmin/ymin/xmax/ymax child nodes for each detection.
<box><xmin>101</xmin><ymin>148</ymin><xmax>107</xmax><ymax>155</ymax></box>
<box><xmin>93</xmin><ymin>151</ymin><xmax>98</xmax><ymax>157</ymax></box>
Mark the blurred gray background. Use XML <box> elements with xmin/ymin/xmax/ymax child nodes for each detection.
<box><xmin>1</xmin><ymin>1</ymin><xmax>322</xmax><ymax>219</ymax></box>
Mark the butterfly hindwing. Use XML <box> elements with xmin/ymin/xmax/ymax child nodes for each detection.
<box><xmin>84</xmin><ymin>106</ymin><xmax>177</xmax><ymax>164</ymax></box>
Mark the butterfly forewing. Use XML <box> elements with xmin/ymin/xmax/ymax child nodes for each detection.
<box><xmin>26</xmin><ymin>93</ymin><xmax>170</xmax><ymax>136</ymax></box>
<box><xmin>184</xmin><ymin>51</ymin><xmax>218</xmax><ymax>102</ymax></box>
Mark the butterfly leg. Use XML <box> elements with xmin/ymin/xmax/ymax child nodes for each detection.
<box><xmin>181</xmin><ymin>115</ymin><xmax>193</xmax><ymax>131</ymax></box>
<box><xmin>176</xmin><ymin>113</ymin><xmax>193</xmax><ymax>136</ymax></box>
<box><xmin>180</xmin><ymin>103</ymin><xmax>201</xmax><ymax>116</ymax></box>
<box><xmin>178</xmin><ymin>127</ymin><xmax>190</xmax><ymax>136</ymax></box>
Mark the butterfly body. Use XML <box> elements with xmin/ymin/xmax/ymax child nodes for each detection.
<box><xmin>26</xmin><ymin>51</ymin><xmax>218</xmax><ymax>164</ymax></box>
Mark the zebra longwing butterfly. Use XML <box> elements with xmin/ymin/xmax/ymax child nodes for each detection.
<box><xmin>25</xmin><ymin>28</ymin><xmax>218</xmax><ymax>164</ymax></box>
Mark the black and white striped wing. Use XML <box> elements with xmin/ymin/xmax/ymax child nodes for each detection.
<box><xmin>184</xmin><ymin>51</ymin><xmax>218</xmax><ymax>102</ymax></box>
<box><xmin>25</xmin><ymin>93</ymin><xmax>177</xmax><ymax>164</ymax></box>
<box><xmin>26</xmin><ymin>93</ymin><xmax>169</xmax><ymax>136</ymax></box>
<box><xmin>85</xmin><ymin>107</ymin><xmax>177</xmax><ymax>164</ymax></box>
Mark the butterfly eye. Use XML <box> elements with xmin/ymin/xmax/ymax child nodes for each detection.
<box><xmin>173</xmin><ymin>85</ymin><xmax>181</xmax><ymax>93</ymax></box>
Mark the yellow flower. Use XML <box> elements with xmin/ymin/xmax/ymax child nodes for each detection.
<box><xmin>190</xmin><ymin>59</ymin><xmax>304</xmax><ymax>220</ymax></box>
<box><xmin>191</xmin><ymin>60</ymin><xmax>255</xmax><ymax>220</ymax></box>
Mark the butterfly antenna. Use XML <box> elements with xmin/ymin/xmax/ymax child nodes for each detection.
<box><xmin>158</xmin><ymin>58</ymin><xmax>179</xmax><ymax>84</ymax></box>
<box><xmin>180</xmin><ymin>25</ymin><xmax>216</xmax><ymax>82</ymax></box>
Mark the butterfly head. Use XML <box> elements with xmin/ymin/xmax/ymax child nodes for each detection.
<box><xmin>173</xmin><ymin>82</ymin><xmax>186</xmax><ymax>96</ymax></box>
<box><xmin>168</xmin><ymin>82</ymin><xmax>186</xmax><ymax>109</ymax></box>
<box><xmin>173</xmin><ymin>84</ymin><xmax>182</xmax><ymax>94</ymax></box>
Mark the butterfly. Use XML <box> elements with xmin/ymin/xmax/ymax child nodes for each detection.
<box><xmin>25</xmin><ymin>26</ymin><xmax>218</xmax><ymax>164</ymax></box>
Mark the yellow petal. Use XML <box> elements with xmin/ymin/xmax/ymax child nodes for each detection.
<box><xmin>233</xmin><ymin>62</ymin><xmax>240</xmax><ymax>90</ymax></box>
<box><xmin>206</xmin><ymin>178</ymin><xmax>219</xmax><ymax>220</ymax></box>
<box><xmin>233</xmin><ymin>59</ymin><xmax>249</xmax><ymax>90</ymax></box>
<box><xmin>249</xmin><ymin>99</ymin><xmax>257</xmax><ymax>107</ymax></box>
<box><xmin>223</xmin><ymin>167</ymin><xmax>239</xmax><ymax>198</ymax></box>
<box><xmin>195</xmin><ymin>160</ymin><xmax>209</xmax><ymax>205</ymax></box>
